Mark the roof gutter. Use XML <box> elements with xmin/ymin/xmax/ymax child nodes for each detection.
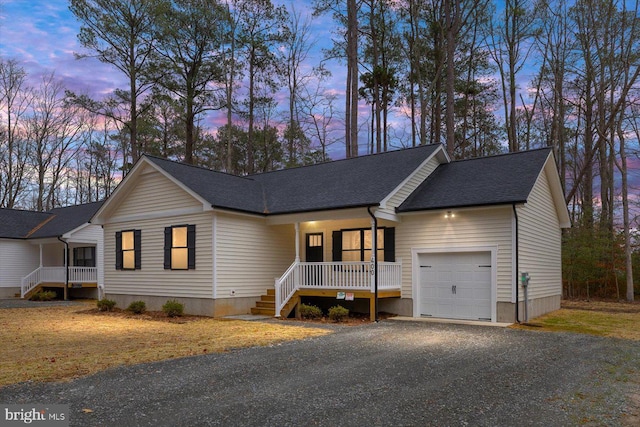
<box><xmin>57</xmin><ymin>236</ymin><xmax>70</xmax><ymax>301</ymax></box>
<box><xmin>367</xmin><ymin>206</ymin><xmax>379</xmax><ymax>322</ymax></box>
<box><xmin>512</xmin><ymin>204</ymin><xmax>520</xmax><ymax>324</ymax></box>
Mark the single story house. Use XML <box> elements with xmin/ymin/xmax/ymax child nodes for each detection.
<box><xmin>90</xmin><ymin>143</ymin><xmax>570</xmax><ymax>323</ymax></box>
<box><xmin>0</xmin><ymin>202</ymin><xmax>104</xmax><ymax>299</ymax></box>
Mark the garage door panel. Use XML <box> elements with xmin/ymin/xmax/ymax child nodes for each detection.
<box><xmin>419</xmin><ymin>251</ymin><xmax>492</xmax><ymax>321</ymax></box>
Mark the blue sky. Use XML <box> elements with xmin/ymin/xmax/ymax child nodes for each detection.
<box><xmin>0</xmin><ymin>0</ymin><xmax>345</xmax><ymax>134</ymax></box>
<box><xmin>0</xmin><ymin>0</ymin><xmax>128</xmax><ymax>96</ymax></box>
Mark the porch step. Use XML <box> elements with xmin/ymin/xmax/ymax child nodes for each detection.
<box><xmin>255</xmin><ymin>300</ymin><xmax>274</xmax><ymax>309</ymax></box>
<box><xmin>251</xmin><ymin>307</ymin><xmax>276</xmax><ymax>316</ymax></box>
<box><xmin>251</xmin><ymin>292</ymin><xmax>276</xmax><ymax>316</ymax></box>
<box><xmin>250</xmin><ymin>290</ymin><xmax>301</xmax><ymax>318</ymax></box>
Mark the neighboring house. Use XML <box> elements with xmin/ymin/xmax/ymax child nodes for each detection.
<box><xmin>91</xmin><ymin>144</ymin><xmax>570</xmax><ymax>323</ymax></box>
<box><xmin>0</xmin><ymin>202</ymin><xmax>104</xmax><ymax>299</ymax></box>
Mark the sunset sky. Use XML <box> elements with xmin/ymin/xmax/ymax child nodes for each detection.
<box><xmin>0</xmin><ymin>0</ymin><xmax>348</xmax><ymax>143</ymax></box>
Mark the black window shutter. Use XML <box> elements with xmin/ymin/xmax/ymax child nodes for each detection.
<box><xmin>134</xmin><ymin>229</ymin><xmax>142</xmax><ymax>269</ymax></box>
<box><xmin>332</xmin><ymin>230</ymin><xmax>342</xmax><ymax>262</ymax></box>
<box><xmin>384</xmin><ymin>227</ymin><xmax>395</xmax><ymax>262</ymax></box>
<box><xmin>164</xmin><ymin>227</ymin><xmax>172</xmax><ymax>270</ymax></box>
<box><xmin>187</xmin><ymin>224</ymin><xmax>196</xmax><ymax>269</ymax></box>
<box><xmin>115</xmin><ymin>231</ymin><xmax>123</xmax><ymax>270</ymax></box>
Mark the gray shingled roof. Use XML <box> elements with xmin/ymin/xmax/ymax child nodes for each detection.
<box><xmin>251</xmin><ymin>144</ymin><xmax>441</xmax><ymax>214</ymax></box>
<box><xmin>29</xmin><ymin>201</ymin><xmax>104</xmax><ymax>238</ymax></box>
<box><xmin>398</xmin><ymin>148</ymin><xmax>552</xmax><ymax>212</ymax></box>
<box><xmin>0</xmin><ymin>209</ymin><xmax>53</xmax><ymax>239</ymax></box>
<box><xmin>0</xmin><ymin>201</ymin><xmax>104</xmax><ymax>239</ymax></box>
<box><xmin>146</xmin><ymin>144</ymin><xmax>441</xmax><ymax>215</ymax></box>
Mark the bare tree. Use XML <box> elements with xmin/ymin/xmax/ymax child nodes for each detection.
<box><xmin>26</xmin><ymin>73</ymin><xmax>87</xmax><ymax>210</ymax></box>
<box><xmin>0</xmin><ymin>59</ymin><xmax>31</xmax><ymax>209</ymax></box>
<box><xmin>488</xmin><ymin>0</ymin><xmax>537</xmax><ymax>153</ymax></box>
<box><xmin>281</xmin><ymin>4</ymin><xmax>319</xmax><ymax>165</ymax></box>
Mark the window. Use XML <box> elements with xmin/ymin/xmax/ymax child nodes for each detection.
<box><xmin>115</xmin><ymin>230</ymin><xmax>141</xmax><ymax>270</ymax></box>
<box><xmin>73</xmin><ymin>247</ymin><xmax>96</xmax><ymax>267</ymax></box>
<box><xmin>333</xmin><ymin>227</ymin><xmax>395</xmax><ymax>262</ymax></box>
<box><xmin>164</xmin><ymin>225</ymin><xmax>196</xmax><ymax>270</ymax></box>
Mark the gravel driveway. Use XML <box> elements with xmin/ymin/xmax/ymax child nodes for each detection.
<box><xmin>1</xmin><ymin>320</ymin><xmax>638</xmax><ymax>426</ymax></box>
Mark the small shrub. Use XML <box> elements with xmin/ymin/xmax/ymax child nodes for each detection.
<box><xmin>29</xmin><ymin>290</ymin><xmax>57</xmax><ymax>301</ymax></box>
<box><xmin>96</xmin><ymin>298</ymin><xmax>117</xmax><ymax>312</ymax></box>
<box><xmin>328</xmin><ymin>305</ymin><xmax>349</xmax><ymax>322</ymax></box>
<box><xmin>299</xmin><ymin>303</ymin><xmax>323</xmax><ymax>319</ymax></box>
<box><xmin>162</xmin><ymin>299</ymin><xmax>184</xmax><ymax>318</ymax></box>
<box><xmin>127</xmin><ymin>300</ymin><xmax>146</xmax><ymax>314</ymax></box>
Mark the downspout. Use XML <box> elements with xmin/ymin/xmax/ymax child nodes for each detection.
<box><xmin>57</xmin><ymin>236</ymin><xmax>69</xmax><ymax>301</ymax></box>
<box><xmin>367</xmin><ymin>206</ymin><xmax>379</xmax><ymax>322</ymax></box>
<box><xmin>512</xmin><ymin>204</ymin><xmax>519</xmax><ymax>324</ymax></box>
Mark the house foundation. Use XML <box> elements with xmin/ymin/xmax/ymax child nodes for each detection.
<box><xmin>497</xmin><ymin>294</ymin><xmax>561</xmax><ymax>323</ymax></box>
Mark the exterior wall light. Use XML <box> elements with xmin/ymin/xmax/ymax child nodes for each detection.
<box><xmin>444</xmin><ymin>211</ymin><xmax>455</xmax><ymax>219</ymax></box>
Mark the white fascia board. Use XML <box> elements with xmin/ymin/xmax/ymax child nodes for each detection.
<box><xmin>27</xmin><ymin>237</ymin><xmax>60</xmax><ymax>245</ymax></box>
<box><xmin>378</xmin><ymin>145</ymin><xmax>448</xmax><ymax>210</ymax></box>
<box><xmin>543</xmin><ymin>153</ymin><xmax>571</xmax><ymax>228</ymax></box>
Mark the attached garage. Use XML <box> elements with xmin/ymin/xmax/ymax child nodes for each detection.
<box><xmin>416</xmin><ymin>250</ymin><xmax>496</xmax><ymax>321</ymax></box>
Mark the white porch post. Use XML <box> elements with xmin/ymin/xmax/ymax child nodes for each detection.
<box><xmin>63</xmin><ymin>242</ymin><xmax>68</xmax><ymax>300</ymax></box>
<box><xmin>370</xmin><ymin>217</ymin><xmax>376</xmax><ymax>292</ymax></box>
<box><xmin>39</xmin><ymin>244</ymin><xmax>43</xmax><ymax>268</ymax></box>
<box><xmin>295</xmin><ymin>222</ymin><xmax>300</xmax><ymax>262</ymax></box>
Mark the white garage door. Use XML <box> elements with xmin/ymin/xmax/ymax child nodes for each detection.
<box><xmin>419</xmin><ymin>252</ymin><xmax>492</xmax><ymax>321</ymax></box>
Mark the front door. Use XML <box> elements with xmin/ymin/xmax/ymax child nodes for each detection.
<box><xmin>305</xmin><ymin>233</ymin><xmax>323</xmax><ymax>286</ymax></box>
<box><xmin>305</xmin><ymin>233</ymin><xmax>323</xmax><ymax>262</ymax></box>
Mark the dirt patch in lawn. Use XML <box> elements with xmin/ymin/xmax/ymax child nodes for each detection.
<box><xmin>0</xmin><ymin>302</ymin><xmax>330</xmax><ymax>387</ymax></box>
<box><xmin>511</xmin><ymin>299</ymin><xmax>640</xmax><ymax>341</ymax></box>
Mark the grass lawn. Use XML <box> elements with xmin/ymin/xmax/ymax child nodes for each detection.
<box><xmin>0</xmin><ymin>302</ymin><xmax>330</xmax><ymax>387</ymax></box>
<box><xmin>511</xmin><ymin>299</ymin><xmax>640</xmax><ymax>340</ymax></box>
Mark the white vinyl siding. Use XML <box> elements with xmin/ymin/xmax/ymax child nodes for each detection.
<box><xmin>104</xmin><ymin>212</ymin><xmax>213</xmax><ymax>298</ymax></box>
<box><xmin>0</xmin><ymin>240</ymin><xmax>39</xmax><ymax>288</ymax></box>
<box><xmin>397</xmin><ymin>207</ymin><xmax>513</xmax><ymax>302</ymax></box>
<box><xmin>110</xmin><ymin>166</ymin><xmax>202</xmax><ymax>220</ymax></box>
<box><xmin>215</xmin><ymin>213</ymin><xmax>294</xmax><ymax>298</ymax></box>
<box><xmin>378</xmin><ymin>156</ymin><xmax>441</xmax><ymax>217</ymax></box>
<box><xmin>517</xmin><ymin>168</ymin><xmax>563</xmax><ymax>300</ymax></box>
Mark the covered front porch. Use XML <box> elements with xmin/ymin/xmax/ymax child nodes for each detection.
<box><xmin>20</xmin><ymin>240</ymin><xmax>100</xmax><ymax>299</ymax></box>
<box><xmin>255</xmin><ymin>209</ymin><xmax>404</xmax><ymax>320</ymax></box>
<box><xmin>273</xmin><ymin>261</ymin><xmax>402</xmax><ymax>320</ymax></box>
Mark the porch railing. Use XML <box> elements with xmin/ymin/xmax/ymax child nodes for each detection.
<box><xmin>274</xmin><ymin>260</ymin><xmax>402</xmax><ymax>317</ymax></box>
<box><xmin>21</xmin><ymin>266</ymin><xmax>98</xmax><ymax>298</ymax></box>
